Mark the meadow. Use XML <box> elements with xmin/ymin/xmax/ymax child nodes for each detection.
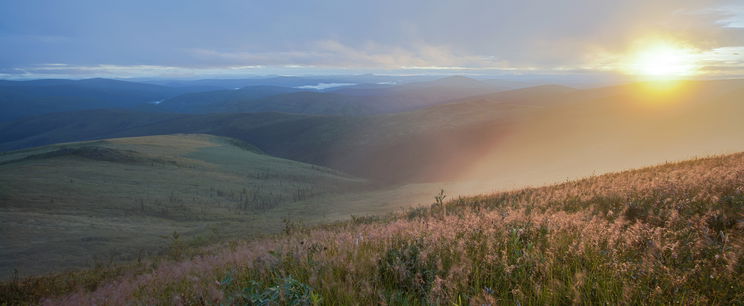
<box><xmin>3</xmin><ymin>151</ymin><xmax>741</xmax><ymax>305</ymax></box>
<box><xmin>0</xmin><ymin>133</ymin><xmax>506</xmax><ymax>280</ymax></box>
<box><xmin>0</xmin><ymin>134</ymin><xmax>370</xmax><ymax>277</ymax></box>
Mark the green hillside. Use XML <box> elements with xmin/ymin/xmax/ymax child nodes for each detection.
<box><xmin>0</xmin><ymin>134</ymin><xmax>367</xmax><ymax>277</ymax></box>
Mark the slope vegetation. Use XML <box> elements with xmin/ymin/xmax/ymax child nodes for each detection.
<box><xmin>6</xmin><ymin>152</ymin><xmax>742</xmax><ymax>304</ymax></box>
<box><xmin>0</xmin><ymin>134</ymin><xmax>366</xmax><ymax>277</ymax></box>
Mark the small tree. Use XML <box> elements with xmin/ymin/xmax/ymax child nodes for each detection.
<box><xmin>433</xmin><ymin>189</ymin><xmax>447</xmax><ymax>219</ymax></box>
<box><xmin>166</xmin><ymin>231</ymin><xmax>184</xmax><ymax>260</ymax></box>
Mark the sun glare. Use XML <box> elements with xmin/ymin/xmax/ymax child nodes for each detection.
<box><xmin>624</xmin><ymin>40</ymin><xmax>700</xmax><ymax>80</ymax></box>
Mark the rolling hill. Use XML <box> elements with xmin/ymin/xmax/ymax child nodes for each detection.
<box><xmin>0</xmin><ymin>134</ymin><xmax>367</xmax><ymax>277</ymax></box>
<box><xmin>2</xmin><ymin>79</ymin><xmax>744</xmax><ymax>186</ymax></box>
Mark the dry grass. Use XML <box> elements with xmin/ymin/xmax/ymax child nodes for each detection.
<box><xmin>3</xmin><ymin>152</ymin><xmax>743</xmax><ymax>305</ymax></box>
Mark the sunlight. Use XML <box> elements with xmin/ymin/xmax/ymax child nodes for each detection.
<box><xmin>624</xmin><ymin>40</ymin><xmax>700</xmax><ymax>80</ymax></box>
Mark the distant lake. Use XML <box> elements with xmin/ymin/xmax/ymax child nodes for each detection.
<box><xmin>294</xmin><ymin>82</ymin><xmax>356</xmax><ymax>90</ymax></box>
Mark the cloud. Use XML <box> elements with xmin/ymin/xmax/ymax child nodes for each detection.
<box><xmin>189</xmin><ymin>40</ymin><xmax>529</xmax><ymax>71</ymax></box>
<box><xmin>6</xmin><ymin>64</ymin><xmax>265</xmax><ymax>79</ymax></box>
<box><xmin>715</xmin><ymin>4</ymin><xmax>744</xmax><ymax>28</ymax></box>
<box><xmin>0</xmin><ymin>0</ymin><xmax>742</xmax><ymax>78</ymax></box>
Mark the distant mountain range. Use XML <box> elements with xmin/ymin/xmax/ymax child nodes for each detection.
<box><xmin>0</xmin><ymin>78</ymin><xmax>213</xmax><ymax>122</ymax></box>
<box><xmin>153</xmin><ymin>76</ymin><xmax>526</xmax><ymax>115</ymax></box>
<box><xmin>139</xmin><ymin>74</ymin><xmax>439</xmax><ymax>89</ymax></box>
<box><xmin>0</xmin><ymin>76</ymin><xmax>528</xmax><ymax>121</ymax></box>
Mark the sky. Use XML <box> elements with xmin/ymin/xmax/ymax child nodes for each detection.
<box><xmin>1</xmin><ymin>0</ymin><xmax>743</xmax><ymax>79</ymax></box>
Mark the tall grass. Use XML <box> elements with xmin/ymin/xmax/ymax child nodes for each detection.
<box><xmin>4</xmin><ymin>153</ymin><xmax>744</xmax><ymax>305</ymax></box>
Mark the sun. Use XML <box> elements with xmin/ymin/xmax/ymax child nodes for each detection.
<box><xmin>624</xmin><ymin>40</ymin><xmax>700</xmax><ymax>80</ymax></box>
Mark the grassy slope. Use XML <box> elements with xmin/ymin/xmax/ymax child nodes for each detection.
<box><xmin>5</xmin><ymin>152</ymin><xmax>742</xmax><ymax>305</ymax></box>
<box><xmin>0</xmin><ymin>134</ymin><xmax>367</xmax><ymax>278</ymax></box>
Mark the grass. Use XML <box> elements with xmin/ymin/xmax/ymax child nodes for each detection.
<box><xmin>3</xmin><ymin>151</ymin><xmax>742</xmax><ymax>305</ymax></box>
<box><xmin>0</xmin><ymin>133</ymin><xmax>473</xmax><ymax>281</ymax></box>
<box><xmin>0</xmin><ymin>134</ymin><xmax>369</xmax><ymax>278</ymax></box>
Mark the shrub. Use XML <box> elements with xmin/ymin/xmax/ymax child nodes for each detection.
<box><xmin>377</xmin><ymin>240</ymin><xmax>440</xmax><ymax>300</ymax></box>
<box><xmin>228</xmin><ymin>275</ymin><xmax>321</xmax><ymax>305</ymax></box>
